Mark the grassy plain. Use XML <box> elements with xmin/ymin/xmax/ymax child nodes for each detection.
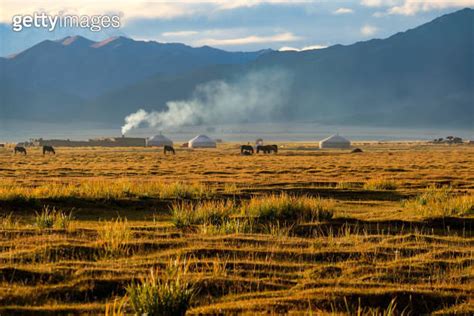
<box><xmin>0</xmin><ymin>142</ymin><xmax>473</xmax><ymax>315</ymax></box>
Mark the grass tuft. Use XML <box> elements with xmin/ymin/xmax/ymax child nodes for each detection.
<box><xmin>403</xmin><ymin>186</ymin><xmax>474</xmax><ymax>217</ymax></box>
<box><xmin>104</xmin><ymin>297</ymin><xmax>127</xmax><ymax>316</ymax></box>
<box><xmin>0</xmin><ymin>213</ymin><xmax>20</xmax><ymax>230</ymax></box>
<box><xmin>171</xmin><ymin>200</ymin><xmax>235</xmax><ymax>229</ymax></box>
<box><xmin>126</xmin><ymin>258</ymin><xmax>195</xmax><ymax>316</ymax></box>
<box><xmin>98</xmin><ymin>217</ymin><xmax>131</xmax><ymax>257</ymax></box>
<box><xmin>364</xmin><ymin>178</ymin><xmax>398</xmax><ymax>191</ymax></box>
<box><xmin>200</xmin><ymin>218</ymin><xmax>254</xmax><ymax>235</ymax></box>
<box><xmin>35</xmin><ymin>206</ymin><xmax>72</xmax><ymax>230</ymax></box>
<box><xmin>242</xmin><ymin>193</ymin><xmax>334</xmax><ymax>223</ymax></box>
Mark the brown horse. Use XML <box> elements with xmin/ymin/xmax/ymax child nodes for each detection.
<box><xmin>256</xmin><ymin>144</ymin><xmax>278</xmax><ymax>154</ymax></box>
<box><xmin>14</xmin><ymin>146</ymin><xmax>27</xmax><ymax>155</ymax></box>
<box><xmin>43</xmin><ymin>145</ymin><xmax>55</xmax><ymax>155</ymax></box>
<box><xmin>164</xmin><ymin>145</ymin><xmax>175</xmax><ymax>155</ymax></box>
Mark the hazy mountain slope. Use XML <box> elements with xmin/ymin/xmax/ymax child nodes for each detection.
<box><xmin>83</xmin><ymin>64</ymin><xmax>244</xmax><ymax>122</ymax></box>
<box><xmin>0</xmin><ymin>79</ymin><xmax>85</xmax><ymax>121</ymax></box>
<box><xmin>249</xmin><ymin>8</ymin><xmax>473</xmax><ymax>126</ymax></box>
<box><xmin>87</xmin><ymin>8</ymin><xmax>473</xmax><ymax>127</ymax></box>
<box><xmin>1</xmin><ymin>36</ymin><xmax>267</xmax><ymax>99</ymax></box>
<box><xmin>1</xmin><ymin>8</ymin><xmax>472</xmax><ymax>127</ymax></box>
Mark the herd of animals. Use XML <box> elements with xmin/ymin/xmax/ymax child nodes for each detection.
<box><xmin>11</xmin><ymin>144</ymin><xmax>278</xmax><ymax>156</ymax></box>
<box><xmin>240</xmin><ymin>144</ymin><xmax>278</xmax><ymax>154</ymax></box>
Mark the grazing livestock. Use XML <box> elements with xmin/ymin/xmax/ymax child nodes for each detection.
<box><xmin>256</xmin><ymin>145</ymin><xmax>278</xmax><ymax>154</ymax></box>
<box><xmin>43</xmin><ymin>145</ymin><xmax>55</xmax><ymax>155</ymax></box>
<box><xmin>351</xmin><ymin>148</ymin><xmax>363</xmax><ymax>153</ymax></box>
<box><xmin>164</xmin><ymin>145</ymin><xmax>175</xmax><ymax>155</ymax></box>
<box><xmin>240</xmin><ymin>145</ymin><xmax>254</xmax><ymax>155</ymax></box>
<box><xmin>14</xmin><ymin>146</ymin><xmax>27</xmax><ymax>155</ymax></box>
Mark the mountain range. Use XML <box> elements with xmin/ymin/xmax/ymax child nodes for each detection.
<box><xmin>1</xmin><ymin>8</ymin><xmax>473</xmax><ymax>127</ymax></box>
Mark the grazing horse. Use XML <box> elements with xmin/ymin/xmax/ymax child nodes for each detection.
<box><xmin>43</xmin><ymin>145</ymin><xmax>55</xmax><ymax>155</ymax></box>
<box><xmin>14</xmin><ymin>146</ymin><xmax>27</xmax><ymax>155</ymax></box>
<box><xmin>240</xmin><ymin>145</ymin><xmax>254</xmax><ymax>155</ymax></box>
<box><xmin>164</xmin><ymin>145</ymin><xmax>175</xmax><ymax>155</ymax></box>
<box><xmin>256</xmin><ymin>144</ymin><xmax>278</xmax><ymax>154</ymax></box>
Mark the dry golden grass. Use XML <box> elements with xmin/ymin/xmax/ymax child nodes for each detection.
<box><xmin>0</xmin><ymin>142</ymin><xmax>472</xmax><ymax>314</ymax></box>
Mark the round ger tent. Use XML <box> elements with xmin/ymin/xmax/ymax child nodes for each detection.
<box><xmin>147</xmin><ymin>134</ymin><xmax>173</xmax><ymax>147</ymax></box>
<box><xmin>188</xmin><ymin>134</ymin><xmax>216</xmax><ymax>148</ymax></box>
<box><xmin>319</xmin><ymin>134</ymin><xmax>351</xmax><ymax>149</ymax></box>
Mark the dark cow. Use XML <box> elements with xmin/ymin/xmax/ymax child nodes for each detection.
<box><xmin>256</xmin><ymin>144</ymin><xmax>278</xmax><ymax>154</ymax></box>
<box><xmin>240</xmin><ymin>145</ymin><xmax>254</xmax><ymax>155</ymax></box>
<box><xmin>164</xmin><ymin>145</ymin><xmax>175</xmax><ymax>155</ymax></box>
<box><xmin>43</xmin><ymin>145</ymin><xmax>55</xmax><ymax>155</ymax></box>
<box><xmin>14</xmin><ymin>146</ymin><xmax>27</xmax><ymax>155</ymax></box>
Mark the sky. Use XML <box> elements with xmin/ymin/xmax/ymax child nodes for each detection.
<box><xmin>0</xmin><ymin>0</ymin><xmax>473</xmax><ymax>56</ymax></box>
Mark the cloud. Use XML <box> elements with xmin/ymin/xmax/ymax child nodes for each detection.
<box><xmin>162</xmin><ymin>30</ymin><xmax>199</xmax><ymax>37</ymax></box>
<box><xmin>333</xmin><ymin>8</ymin><xmax>354</xmax><ymax>15</ymax></box>
<box><xmin>279</xmin><ymin>44</ymin><xmax>327</xmax><ymax>51</ymax></box>
<box><xmin>194</xmin><ymin>32</ymin><xmax>301</xmax><ymax>46</ymax></box>
<box><xmin>360</xmin><ymin>0</ymin><xmax>392</xmax><ymax>7</ymax></box>
<box><xmin>215</xmin><ymin>0</ymin><xmax>311</xmax><ymax>11</ymax></box>
<box><xmin>361</xmin><ymin>0</ymin><xmax>474</xmax><ymax>16</ymax></box>
<box><xmin>372</xmin><ymin>11</ymin><xmax>387</xmax><ymax>17</ymax></box>
<box><xmin>0</xmin><ymin>0</ymin><xmax>311</xmax><ymax>23</ymax></box>
<box><xmin>360</xmin><ymin>24</ymin><xmax>378</xmax><ymax>36</ymax></box>
<box><xmin>388</xmin><ymin>0</ymin><xmax>474</xmax><ymax>16</ymax></box>
<box><xmin>0</xmin><ymin>1</ymin><xmax>197</xmax><ymax>23</ymax></box>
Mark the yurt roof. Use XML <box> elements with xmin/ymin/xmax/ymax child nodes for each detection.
<box><xmin>189</xmin><ymin>134</ymin><xmax>215</xmax><ymax>143</ymax></box>
<box><xmin>320</xmin><ymin>134</ymin><xmax>350</xmax><ymax>143</ymax></box>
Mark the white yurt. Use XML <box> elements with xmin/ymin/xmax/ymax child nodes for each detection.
<box><xmin>188</xmin><ymin>134</ymin><xmax>216</xmax><ymax>148</ymax></box>
<box><xmin>147</xmin><ymin>134</ymin><xmax>173</xmax><ymax>147</ymax></box>
<box><xmin>319</xmin><ymin>134</ymin><xmax>351</xmax><ymax>149</ymax></box>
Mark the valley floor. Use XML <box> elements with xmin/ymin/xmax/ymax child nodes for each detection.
<box><xmin>0</xmin><ymin>142</ymin><xmax>472</xmax><ymax>314</ymax></box>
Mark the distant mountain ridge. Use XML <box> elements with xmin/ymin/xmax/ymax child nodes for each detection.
<box><xmin>1</xmin><ymin>8</ymin><xmax>473</xmax><ymax>127</ymax></box>
<box><xmin>1</xmin><ymin>35</ymin><xmax>268</xmax><ymax>99</ymax></box>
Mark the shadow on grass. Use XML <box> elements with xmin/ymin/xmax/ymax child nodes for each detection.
<box><xmin>294</xmin><ymin>216</ymin><xmax>474</xmax><ymax>237</ymax></box>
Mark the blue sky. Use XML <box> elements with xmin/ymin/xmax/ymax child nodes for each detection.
<box><xmin>1</xmin><ymin>1</ymin><xmax>472</xmax><ymax>56</ymax></box>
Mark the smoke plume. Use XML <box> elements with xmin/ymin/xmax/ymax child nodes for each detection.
<box><xmin>121</xmin><ymin>69</ymin><xmax>291</xmax><ymax>135</ymax></box>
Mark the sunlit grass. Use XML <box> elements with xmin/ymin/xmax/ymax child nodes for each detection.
<box><xmin>0</xmin><ymin>179</ymin><xmax>214</xmax><ymax>201</ymax></box>
<box><xmin>35</xmin><ymin>206</ymin><xmax>72</xmax><ymax>230</ymax></box>
<box><xmin>242</xmin><ymin>193</ymin><xmax>334</xmax><ymax>223</ymax></box>
<box><xmin>364</xmin><ymin>177</ymin><xmax>398</xmax><ymax>191</ymax></box>
<box><xmin>403</xmin><ymin>186</ymin><xmax>474</xmax><ymax>217</ymax></box>
<box><xmin>199</xmin><ymin>218</ymin><xmax>254</xmax><ymax>235</ymax></box>
<box><xmin>97</xmin><ymin>217</ymin><xmax>132</xmax><ymax>257</ymax></box>
<box><xmin>171</xmin><ymin>200</ymin><xmax>235</xmax><ymax>229</ymax></box>
<box><xmin>0</xmin><ymin>213</ymin><xmax>20</xmax><ymax>230</ymax></box>
<box><xmin>126</xmin><ymin>258</ymin><xmax>195</xmax><ymax>316</ymax></box>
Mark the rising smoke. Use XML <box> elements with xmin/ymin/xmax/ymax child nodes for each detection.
<box><xmin>121</xmin><ymin>69</ymin><xmax>292</xmax><ymax>135</ymax></box>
